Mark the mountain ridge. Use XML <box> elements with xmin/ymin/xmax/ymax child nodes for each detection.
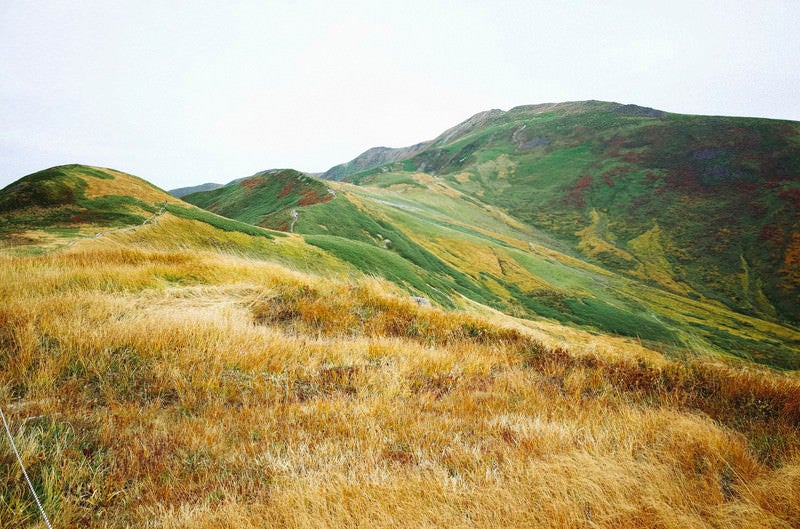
<box><xmin>317</xmin><ymin>101</ymin><xmax>800</xmax><ymax>326</ymax></box>
<box><xmin>3</xmin><ymin>101</ymin><xmax>799</xmax><ymax>368</ymax></box>
<box><xmin>320</xmin><ymin>101</ymin><xmax>671</xmax><ymax>181</ymax></box>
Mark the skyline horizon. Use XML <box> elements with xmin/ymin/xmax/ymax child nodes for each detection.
<box><xmin>3</xmin><ymin>1</ymin><xmax>798</xmax><ymax>191</ymax></box>
<box><xmin>6</xmin><ymin>97</ymin><xmax>800</xmax><ymax>192</ymax></box>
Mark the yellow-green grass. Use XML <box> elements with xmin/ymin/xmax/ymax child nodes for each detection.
<box><xmin>341</xmin><ymin>185</ymin><xmax>800</xmax><ymax>366</ymax></box>
<box><xmin>177</xmin><ymin>162</ymin><xmax>800</xmax><ymax>366</ymax></box>
<box><xmin>1</xmin><ymin>238</ymin><xmax>799</xmax><ymax>528</ymax></box>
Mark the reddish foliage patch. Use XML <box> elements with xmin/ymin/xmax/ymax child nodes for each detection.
<box><xmin>69</xmin><ymin>211</ymin><xmax>98</xmax><ymax>224</ymax></box>
<box><xmin>621</xmin><ymin>151</ymin><xmax>643</xmax><ymax>163</ymax></box>
<box><xmin>604</xmin><ymin>136</ymin><xmax>625</xmax><ymax>158</ymax></box>
<box><xmin>297</xmin><ymin>188</ymin><xmax>333</xmax><ymax>207</ymax></box>
<box><xmin>664</xmin><ymin>169</ymin><xmax>702</xmax><ymax>192</ymax></box>
<box><xmin>780</xmin><ymin>232</ymin><xmax>800</xmax><ymax>288</ymax></box>
<box><xmin>758</xmin><ymin>224</ymin><xmax>785</xmax><ymax>245</ymax></box>
<box><xmin>645</xmin><ymin>171</ymin><xmax>661</xmax><ymax>185</ymax></box>
<box><xmin>564</xmin><ymin>175</ymin><xmax>593</xmax><ymax>207</ymax></box>
<box><xmin>277</xmin><ymin>182</ymin><xmax>294</xmax><ymax>198</ymax></box>
<box><xmin>261</xmin><ymin>218</ymin><xmax>290</xmax><ymax>231</ymax></box>
<box><xmin>240</xmin><ymin>177</ymin><xmax>261</xmax><ymax>191</ymax></box>
<box><xmin>737</xmin><ymin>182</ymin><xmax>760</xmax><ymax>193</ymax></box>
<box><xmin>600</xmin><ymin>165</ymin><xmax>632</xmax><ymax>187</ymax></box>
<box><xmin>779</xmin><ymin>188</ymin><xmax>800</xmax><ymax>214</ymax></box>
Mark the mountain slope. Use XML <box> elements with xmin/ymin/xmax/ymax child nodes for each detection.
<box><xmin>0</xmin><ymin>164</ymin><xmax>181</xmax><ymax>252</ymax></box>
<box><xmin>320</xmin><ymin>109</ymin><xmax>509</xmax><ymax>181</ymax></box>
<box><xmin>184</xmin><ymin>160</ymin><xmax>800</xmax><ymax>369</ymax></box>
<box><xmin>0</xmin><ymin>164</ymin><xmax>180</xmax><ymax>230</ymax></box>
<box><xmin>329</xmin><ymin>101</ymin><xmax>800</xmax><ymax>326</ymax></box>
<box><xmin>183</xmin><ymin>169</ymin><xmax>335</xmax><ymax>231</ymax></box>
<box><xmin>0</xmin><ymin>164</ymin><xmax>306</xmax><ymax>257</ymax></box>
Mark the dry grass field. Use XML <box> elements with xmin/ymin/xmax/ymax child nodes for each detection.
<box><xmin>1</xmin><ymin>242</ymin><xmax>799</xmax><ymax>528</ymax></box>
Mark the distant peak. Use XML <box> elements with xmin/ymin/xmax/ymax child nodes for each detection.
<box><xmin>435</xmin><ymin>108</ymin><xmax>506</xmax><ymax>145</ymax></box>
<box><xmin>506</xmin><ymin>100</ymin><xmax>666</xmax><ymax>118</ymax></box>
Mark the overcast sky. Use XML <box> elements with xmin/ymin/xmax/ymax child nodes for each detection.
<box><xmin>2</xmin><ymin>0</ymin><xmax>799</xmax><ymax>191</ymax></box>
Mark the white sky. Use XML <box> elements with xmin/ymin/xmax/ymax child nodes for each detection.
<box><xmin>1</xmin><ymin>0</ymin><xmax>799</xmax><ymax>190</ymax></box>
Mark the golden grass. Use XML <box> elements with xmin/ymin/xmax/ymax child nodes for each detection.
<box><xmin>1</xmin><ymin>244</ymin><xmax>799</xmax><ymax>528</ymax></box>
<box><xmin>80</xmin><ymin>167</ymin><xmax>182</xmax><ymax>204</ymax></box>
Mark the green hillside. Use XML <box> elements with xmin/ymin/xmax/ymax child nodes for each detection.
<box><xmin>0</xmin><ymin>165</ymin><xmax>292</xmax><ymax>256</ymax></box>
<box><xmin>183</xmin><ymin>169</ymin><xmax>334</xmax><ymax>231</ymax></box>
<box><xmin>0</xmin><ymin>164</ymin><xmax>175</xmax><ymax>233</ymax></box>
<box><xmin>184</xmin><ymin>160</ymin><xmax>800</xmax><ymax>369</ymax></box>
<box><xmin>169</xmin><ymin>182</ymin><xmax>223</xmax><ymax>198</ymax></box>
<box><xmin>335</xmin><ymin>101</ymin><xmax>800</xmax><ymax>327</ymax></box>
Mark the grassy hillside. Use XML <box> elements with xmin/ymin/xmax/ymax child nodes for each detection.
<box><xmin>0</xmin><ymin>165</ymin><xmax>292</xmax><ymax>254</ymax></box>
<box><xmin>1</xmin><ymin>240</ymin><xmax>799</xmax><ymax>528</ymax></box>
<box><xmin>334</xmin><ymin>102</ymin><xmax>800</xmax><ymax>326</ymax></box>
<box><xmin>183</xmin><ymin>169</ymin><xmax>334</xmax><ymax>231</ymax></box>
<box><xmin>321</xmin><ymin>143</ymin><xmax>431</xmax><ymax>181</ymax></box>
<box><xmin>185</xmin><ymin>163</ymin><xmax>800</xmax><ymax>369</ymax></box>
<box><xmin>0</xmin><ymin>164</ymin><xmax>178</xmax><ymax>240</ymax></box>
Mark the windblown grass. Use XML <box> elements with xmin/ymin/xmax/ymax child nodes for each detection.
<box><xmin>1</xmin><ymin>243</ymin><xmax>798</xmax><ymax>528</ymax></box>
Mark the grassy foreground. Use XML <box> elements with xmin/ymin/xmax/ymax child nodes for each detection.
<box><xmin>1</xmin><ymin>242</ymin><xmax>799</xmax><ymax>528</ymax></box>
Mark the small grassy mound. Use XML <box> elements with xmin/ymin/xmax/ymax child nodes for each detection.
<box><xmin>182</xmin><ymin>169</ymin><xmax>333</xmax><ymax>229</ymax></box>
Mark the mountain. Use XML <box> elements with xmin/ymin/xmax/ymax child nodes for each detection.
<box><xmin>183</xmin><ymin>113</ymin><xmax>800</xmax><ymax>369</ymax></box>
<box><xmin>169</xmin><ymin>182</ymin><xmax>223</xmax><ymax>197</ymax></box>
<box><xmin>320</xmin><ymin>108</ymin><xmax>507</xmax><ymax>181</ymax></box>
<box><xmin>168</xmin><ymin>169</ymin><xmax>295</xmax><ymax>198</ymax></box>
<box><xmin>4</xmin><ymin>104</ymin><xmax>800</xmax><ymax>371</ymax></box>
<box><xmin>324</xmin><ymin>101</ymin><xmax>800</xmax><ymax>327</ymax></box>
<box><xmin>0</xmin><ymin>164</ymin><xmax>181</xmax><ymax>242</ymax></box>
<box><xmin>321</xmin><ymin>142</ymin><xmax>432</xmax><ymax>181</ymax></box>
<box><xmin>0</xmin><ymin>164</ymin><xmax>179</xmax><ymax>214</ymax></box>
